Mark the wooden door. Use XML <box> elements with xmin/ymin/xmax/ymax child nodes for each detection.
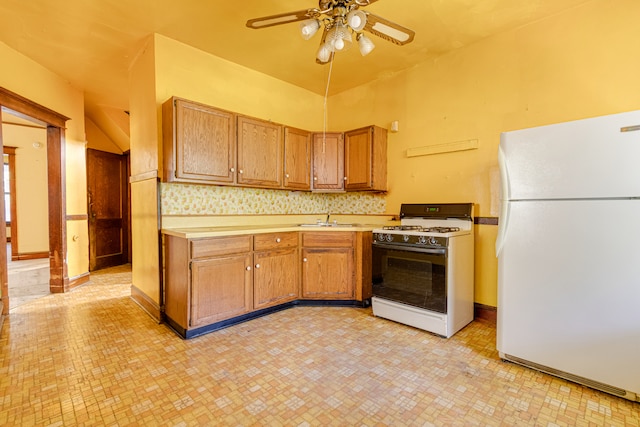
<box><xmin>344</xmin><ymin>126</ymin><xmax>372</xmax><ymax>190</ymax></box>
<box><xmin>237</xmin><ymin>115</ymin><xmax>283</xmax><ymax>187</ymax></box>
<box><xmin>345</xmin><ymin>125</ymin><xmax>387</xmax><ymax>192</ymax></box>
<box><xmin>253</xmin><ymin>248</ymin><xmax>299</xmax><ymax>309</ymax></box>
<box><xmin>283</xmin><ymin>127</ymin><xmax>311</xmax><ymax>190</ymax></box>
<box><xmin>163</xmin><ymin>98</ymin><xmax>236</xmax><ymax>184</ymax></box>
<box><xmin>190</xmin><ymin>253</ymin><xmax>253</xmax><ymax>327</ymax></box>
<box><xmin>301</xmin><ymin>247</ymin><xmax>354</xmax><ymax>299</ymax></box>
<box><xmin>312</xmin><ymin>132</ymin><xmax>344</xmax><ymax>190</ymax></box>
<box><xmin>87</xmin><ymin>149</ymin><xmax>129</xmax><ymax>271</ymax></box>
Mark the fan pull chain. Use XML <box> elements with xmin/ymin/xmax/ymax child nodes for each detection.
<box><xmin>322</xmin><ymin>52</ymin><xmax>335</xmax><ymax>154</ymax></box>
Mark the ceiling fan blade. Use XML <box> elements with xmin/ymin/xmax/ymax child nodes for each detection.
<box><xmin>246</xmin><ymin>9</ymin><xmax>313</xmax><ymax>29</ymax></box>
<box><xmin>363</xmin><ymin>12</ymin><xmax>415</xmax><ymax>45</ymax></box>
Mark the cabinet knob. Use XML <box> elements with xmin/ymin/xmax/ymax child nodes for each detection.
<box><xmin>276</xmin><ymin>237</ymin><xmax>281</xmax><ymax>243</ymax></box>
<box><xmin>285</xmin><ymin>173</ymin><xmax>289</xmax><ymax>178</ymax></box>
<box><xmin>255</xmin><ymin>263</ymin><xmax>260</xmax><ymax>269</ymax></box>
<box><xmin>246</xmin><ymin>266</ymin><xmax>251</xmax><ymax>271</ymax></box>
<box><xmin>230</xmin><ymin>167</ymin><xmax>235</xmax><ymax>173</ymax></box>
<box><xmin>313</xmin><ymin>176</ymin><xmax>318</xmax><ymax>181</ymax></box>
<box><xmin>239</xmin><ymin>169</ymin><xmax>244</xmax><ymax>174</ymax></box>
<box><xmin>344</xmin><ymin>176</ymin><xmax>348</xmax><ymax>181</ymax></box>
<box><xmin>303</xmin><ymin>257</ymin><xmax>308</xmax><ymax>262</ymax></box>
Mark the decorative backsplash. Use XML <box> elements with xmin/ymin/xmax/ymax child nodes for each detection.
<box><xmin>160</xmin><ymin>183</ymin><xmax>386</xmax><ymax>215</ymax></box>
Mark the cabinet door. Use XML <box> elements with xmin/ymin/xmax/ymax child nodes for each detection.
<box><xmin>237</xmin><ymin>115</ymin><xmax>283</xmax><ymax>187</ymax></box>
<box><xmin>163</xmin><ymin>97</ymin><xmax>236</xmax><ymax>184</ymax></box>
<box><xmin>254</xmin><ymin>248</ymin><xmax>299</xmax><ymax>309</ymax></box>
<box><xmin>190</xmin><ymin>253</ymin><xmax>252</xmax><ymax>326</ymax></box>
<box><xmin>301</xmin><ymin>247</ymin><xmax>354</xmax><ymax>299</ymax></box>
<box><xmin>283</xmin><ymin>127</ymin><xmax>311</xmax><ymax>190</ymax></box>
<box><xmin>312</xmin><ymin>132</ymin><xmax>344</xmax><ymax>191</ymax></box>
<box><xmin>344</xmin><ymin>126</ymin><xmax>387</xmax><ymax>191</ymax></box>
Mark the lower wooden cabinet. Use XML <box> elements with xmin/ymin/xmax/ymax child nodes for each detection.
<box><xmin>301</xmin><ymin>232</ymin><xmax>355</xmax><ymax>299</ymax></box>
<box><xmin>163</xmin><ymin>230</ymin><xmax>371</xmax><ymax>338</ymax></box>
<box><xmin>191</xmin><ymin>253</ymin><xmax>252</xmax><ymax>327</ymax></box>
<box><xmin>253</xmin><ymin>232</ymin><xmax>299</xmax><ymax>310</ymax></box>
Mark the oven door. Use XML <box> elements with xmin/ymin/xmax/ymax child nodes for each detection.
<box><xmin>372</xmin><ymin>243</ymin><xmax>448</xmax><ymax>313</ymax></box>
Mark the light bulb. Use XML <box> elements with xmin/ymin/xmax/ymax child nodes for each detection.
<box><xmin>317</xmin><ymin>43</ymin><xmax>332</xmax><ymax>62</ymax></box>
<box><xmin>357</xmin><ymin>33</ymin><xmax>375</xmax><ymax>56</ymax></box>
<box><xmin>326</xmin><ymin>23</ymin><xmax>352</xmax><ymax>52</ymax></box>
<box><xmin>346</xmin><ymin>10</ymin><xmax>367</xmax><ymax>31</ymax></box>
<box><xmin>299</xmin><ymin>19</ymin><xmax>320</xmax><ymax>40</ymax></box>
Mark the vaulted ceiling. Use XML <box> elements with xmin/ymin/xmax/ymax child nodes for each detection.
<box><xmin>0</xmin><ymin>0</ymin><xmax>591</xmax><ymax>148</ymax></box>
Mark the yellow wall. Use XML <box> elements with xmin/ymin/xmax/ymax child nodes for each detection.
<box><xmin>129</xmin><ymin>36</ymin><xmax>161</xmax><ymax>308</ymax></box>
<box><xmin>0</xmin><ymin>41</ymin><xmax>88</xmax><ymax>280</ymax></box>
<box><xmin>1</xmin><ymin>124</ymin><xmax>48</xmax><ymax>254</ymax></box>
<box><xmin>327</xmin><ymin>0</ymin><xmax>640</xmax><ymax>306</ymax></box>
<box><xmin>153</xmin><ymin>34</ymin><xmax>326</xmax><ymax>137</ymax></box>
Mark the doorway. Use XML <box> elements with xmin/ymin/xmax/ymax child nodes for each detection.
<box><xmin>0</xmin><ymin>86</ymin><xmax>69</xmax><ymax>315</ymax></box>
<box><xmin>87</xmin><ymin>148</ymin><xmax>130</xmax><ymax>271</ymax></box>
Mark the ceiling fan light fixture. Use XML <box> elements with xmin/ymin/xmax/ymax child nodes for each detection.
<box><xmin>346</xmin><ymin>10</ymin><xmax>367</xmax><ymax>31</ymax></box>
<box><xmin>299</xmin><ymin>19</ymin><xmax>321</xmax><ymax>40</ymax></box>
<box><xmin>317</xmin><ymin>42</ymin><xmax>332</xmax><ymax>62</ymax></box>
<box><xmin>326</xmin><ymin>22</ymin><xmax>353</xmax><ymax>52</ymax></box>
<box><xmin>357</xmin><ymin>33</ymin><xmax>375</xmax><ymax>56</ymax></box>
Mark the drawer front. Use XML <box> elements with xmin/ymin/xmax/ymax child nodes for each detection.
<box><xmin>191</xmin><ymin>235</ymin><xmax>252</xmax><ymax>259</ymax></box>
<box><xmin>301</xmin><ymin>231</ymin><xmax>355</xmax><ymax>248</ymax></box>
<box><xmin>254</xmin><ymin>232</ymin><xmax>298</xmax><ymax>251</ymax></box>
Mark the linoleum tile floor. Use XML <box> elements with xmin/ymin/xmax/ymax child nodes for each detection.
<box><xmin>1</xmin><ymin>265</ymin><xmax>638</xmax><ymax>426</ymax></box>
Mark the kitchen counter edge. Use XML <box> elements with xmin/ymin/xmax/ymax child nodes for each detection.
<box><xmin>161</xmin><ymin>224</ymin><xmax>382</xmax><ymax>239</ymax></box>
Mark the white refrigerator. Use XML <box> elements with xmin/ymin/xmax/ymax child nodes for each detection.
<box><xmin>496</xmin><ymin>110</ymin><xmax>640</xmax><ymax>402</ymax></box>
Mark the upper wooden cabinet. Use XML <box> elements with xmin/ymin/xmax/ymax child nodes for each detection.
<box><xmin>344</xmin><ymin>125</ymin><xmax>387</xmax><ymax>192</ymax></box>
<box><xmin>237</xmin><ymin>115</ymin><xmax>283</xmax><ymax>188</ymax></box>
<box><xmin>162</xmin><ymin>96</ymin><xmax>387</xmax><ymax>192</ymax></box>
<box><xmin>312</xmin><ymin>132</ymin><xmax>344</xmax><ymax>191</ymax></box>
<box><xmin>283</xmin><ymin>127</ymin><xmax>311</xmax><ymax>191</ymax></box>
<box><xmin>163</xmin><ymin>97</ymin><xmax>236</xmax><ymax>184</ymax></box>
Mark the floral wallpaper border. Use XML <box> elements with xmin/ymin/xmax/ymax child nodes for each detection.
<box><xmin>160</xmin><ymin>183</ymin><xmax>386</xmax><ymax>215</ymax></box>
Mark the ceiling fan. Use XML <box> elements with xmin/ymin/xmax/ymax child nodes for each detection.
<box><xmin>246</xmin><ymin>0</ymin><xmax>415</xmax><ymax>64</ymax></box>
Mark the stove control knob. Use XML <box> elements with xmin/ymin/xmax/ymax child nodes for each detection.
<box><xmin>418</xmin><ymin>236</ymin><xmax>427</xmax><ymax>245</ymax></box>
<box><xmin>428</xmin><ymin>237</ymin><xmax>439</xmax><ymax>246</ymax></box>
<box><xmin>385</xmin><ymin>234</ymin><xmax>393</xmax><ymax>242</ymax></box>
<box><xmin>403</xmin><ymin>235</ymin><xmax>410</xmax><ymax>242</ymax></box>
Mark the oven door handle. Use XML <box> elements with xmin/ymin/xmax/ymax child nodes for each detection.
<box><xmin>373</xmin><ymin>242</ymin><xmax>447</xmax><ymax>256</ymax></box>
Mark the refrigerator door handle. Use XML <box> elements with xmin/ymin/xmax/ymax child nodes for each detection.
<box><xmin>495</xmin><ymin>145</ymin><xmax>509</xmax><ymax>256</ymax></box>
<box><xmin>495</xmin><ymin>199</ymin><xmax>510</xmax><ymax>256</ymax></box>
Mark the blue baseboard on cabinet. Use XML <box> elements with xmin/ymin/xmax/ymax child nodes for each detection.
<box><xmin>163</xmin><ymin>299</ymin><xmax>371</xmax><ymax>339</ymax></box>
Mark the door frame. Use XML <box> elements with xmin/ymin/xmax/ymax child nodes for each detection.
<box><xmin>0</xmin><ymin>86</ymin><xmax>70</xmax><ymax>314</ymax></box>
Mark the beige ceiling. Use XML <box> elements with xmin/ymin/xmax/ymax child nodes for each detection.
<box><xmin>0</xmin><ymin>0</ymin><xmax>590</xmax><ymax>145</ymax></box>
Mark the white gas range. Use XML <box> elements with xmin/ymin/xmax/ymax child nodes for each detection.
<box><xmin>371</xmin><ymin>203</ymin><xmax>475</xmax><ymax>338</ymax></box>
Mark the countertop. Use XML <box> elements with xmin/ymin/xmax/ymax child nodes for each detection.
<box><xmin>161</xmin><ymin>223</ymin><xmax>383</xmax><ymax>239</ymax></box>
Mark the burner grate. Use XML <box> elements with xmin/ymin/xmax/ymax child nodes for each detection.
<box><xmin>381</xmin><ymin>225</ymin><xmax>461</xmax><ymax>233</ymax></box>
<box><xmin>382</xmin><ymin>225</ymin><xmax>423</xmax><ymax>231</ymax></box>
<box><xmin>424</xmin><ymin>227</ymin><xmax>460</xmax><ymax>233</ymax></box>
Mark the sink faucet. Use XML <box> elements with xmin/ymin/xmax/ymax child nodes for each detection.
<box><xmin>326</xmin><ymin>211</ymin><xmax>331</xmax><ymax>224</ymax></box>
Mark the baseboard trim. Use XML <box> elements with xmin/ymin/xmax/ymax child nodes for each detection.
<box><xmin>67</xmin><ymin>272</ymin><xmax>90</xmax><ymax>291</ymax></box>
<box><xmin>130</xmin><ymin>285</ymin><xmax>161</xmax><ymax>323</ymax></box>
<box><xmin>165</xmin><ymin>299</ymin><xmax>370</xmax><ymax>339</ymax></box>
<box><xmin>11</xmin><ymin>251</ymin><xmax>48</xmax><ymax>261</ymax></box>
<box><xmin>474</xmin><ymin>303</ymin><xmax>497</xmax><ymax>324</ymax></box>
